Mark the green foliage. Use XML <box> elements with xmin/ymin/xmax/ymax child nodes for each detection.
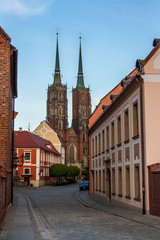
<box><xmin>81</xmin><ymin>169</ymin><xmax>89</xmax><ymax>176</ymax></box>
<box><xmin>49</xmin><ymin>164</ymin><xmax>68</xmax><ymax>177</ymax></box>
<box><xmin>67</xmin><ymin>166</ymin><xmax>80</xmax><ymax>177</ymax></box>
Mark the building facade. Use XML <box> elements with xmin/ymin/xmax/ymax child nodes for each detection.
<box><xmin>0</xmin><ymin>27</ymin><xmax>18</xmax><ymax>226</ymax></box>
<box><xmin>89</xmin><ymin>39</ymin><xmax>160</xmax><ymax>217</ymax></box>
<box><xmin>33</xmin><ymin>120</ymin><xmax>65</xmax><ymax>164</ymax></box>
<box><xmin>15</xmin><ymin>130</ymin><xmax>61</xmax><ymax>187</ymax></box>
<box><xmin>47</xmin><ymin>35</ymin><xmax>91</xmax><ymax>169</ymax></box>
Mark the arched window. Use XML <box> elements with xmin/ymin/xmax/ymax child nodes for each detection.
<box><xmin>83</xmin><ymin>146</ymin><xmax>85</xmax><ymax>154</ymax></box>
<box><xmin>69</xmin><ymin>145</ymin><xmax>76</xmax><ymax>162</ymax></box>
<box><xmin>59</xmin><ymin>93</ymin><xmax>62</xmax><ymax>101</ymax></box>
<box><xmin>58</xmin><ymin>120</ymin><xmax>63</xmax><ymax>129</ymax></box>
<box><xmin>83</xmin><ymin>133</ymin><xmax>86</xmax><ymax>142</ymax></box>
<box><xmin>82</xmin><ymin>122</ymin><xmax>85</xmax><ymax>131</ymax></box>
<box><xmin>59</xmin><ymin>106</ymin><xmax>62</xmax><ymax>115</ymax></box>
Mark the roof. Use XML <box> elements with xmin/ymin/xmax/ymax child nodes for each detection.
<box><xmin>14</xmin><ymin>131</ymin><xmax>60</xmax><ymax>155</ymax></box>
<box><xmin>88</xmin><ymin>68</ymin><xmax>138</xmax><ymax>129</ymax></box>
<box><xmin>88</xmin><ymin>37</ymin><xmax>160</xmax><ymax>131</ymax></box>
<box><xmin>0</xmin><ymin>26</ymin><xmax>11</xmax><ymax>41</ymax></box>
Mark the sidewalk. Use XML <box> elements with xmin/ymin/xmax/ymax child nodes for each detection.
<box><xmin>0</xmin><ymin>193</ymin><xmax>36</xmax><ymax>240</ymax></box>
<box><xmin>75</xmin><ymin>191</ymin><xmax>160</xmax><ymax>229</ymax></box>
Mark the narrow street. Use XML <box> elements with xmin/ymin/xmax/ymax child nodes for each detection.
<box><xmin>3</xmin><ymin>183</ymin><xmax>159</xmax><ymax>240</ymax></box>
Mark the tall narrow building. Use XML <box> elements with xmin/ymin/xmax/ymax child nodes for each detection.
<box><xmin>47</xmin><ymin>33</ymin><xmax>68</xmax><ymax>140</ymax></box>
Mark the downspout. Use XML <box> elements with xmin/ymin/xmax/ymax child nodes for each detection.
<box><xmin>11</xmin><ymin>97</ymin><xmax>15</xmax><ymax>205</ymax></box>
<box><xmin>139</xmin><ymin>78</ymin><xmax>145</xmax><ymax>214</ymax></box>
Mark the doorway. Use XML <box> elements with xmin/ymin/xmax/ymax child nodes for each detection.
<box><xmin>24</xmin><ymin>176</ymin><xmax>30</xmax><ymax>186</ymax></box>
<box><xmin>106</xmin><ymin>168</ymin><xmax>111</xmax><ymax>201</ymax></box>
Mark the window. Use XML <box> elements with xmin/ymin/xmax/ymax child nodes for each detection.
<box><xmin>98</xmin><ymin>133</ymin><xmax>101</xmax><ymax>154</ymax></box>
<box><xmin>82</xmin><ymin>92</ymin><xmax>85</xmax><ymax>99</ymax></box>
<box><xmin>92</xmin><ymin>138</ymin><xmax>94</xmax><ymax>157</ymax></box>
<box><xmin>83</xmin><ymin>146</ymin><xmax>85</xmax><ymax>154</ymax></box>
<box><xmin>124</xmin><ymin>109</ymin><xmax>129</xmax><ymax>141</ymax></box>
<box><xmin>133</xmin><ymin>101</ymin><xmax>139</xmax><ymax>137</ymax></box>
<box><xmin>112</xmin><ymin>168</ymin><xmax>115</xmax><ymax>194</ymax></box>
<box><xmin>134</xmin><ymin>164</ymin><xmax>140</xmax><ymax>200</ymax></box>
<box><xmin>24</xmin><ymin>152</ymin><xmax>31</xmax><ymax>161</ymax></box>
<box><xmin>99</xmin><ymin>170</ymin><xmax>101</xmax><ymax>191</ymax></box>
<box><xmin>58</xmin><ymin>120</ymin><xmax>63</xmax><ymax>129</ymax></box>
<box><xmin>95</xmin><ymin>136</ymin><xmax>97</xmax><ymax>156</ymax></box>
<box><xmin>117</xmin><ymin>115</ymin><xmax>121</xmax><ymax>145</ymax></box>
<box><xmin>59</xmin><ymin>92</ymin><xmax>62</xmax><ymax>101</ymax></box>
<box><xmin>102</xmin><ymin>130</ymin><xmax>105</xmax><ymax>153</ymax></box>
<box><xmin>111</xmin><ymin>121</ymin><xmax>115</xmax><ymax>148</ymax></box>
<box><xmin>24</xmin><ymin>168</ymin><xmax>30</xmax><ymax>174</ymax></box>
<box><xmin>103</xmin><ymin>170</ymin><xmax>105</xmax><ymax>192</ymax></box>
<box><xmin>118</xmin><ymin>167</ymin><xmax>122</xmax><ymax>196</ymax></box>
<box><xmin>83</xmin><ymin>133</ymin><xmax>86</xmax><ymax>142</ymax></box>
<box><xmin>82</xmin><ymin>122</ymin><xmax>85</xmax><ymax>131</ymax></box>
<box><xmin>106</xmin><ymin>126</ymin><xmax>109</xmax><ymax>150</ymax></box>
<box><xmin>69</xmin><ymin>145</ymin><xmax>75</xmax><ymax>162</ymax></box>
<box><xmin>126</xmin><ymin>166</ymin><xmax>130</xmax><ymax>198</ymax></box>
<box><xmin>59</xmin><ymin>107</ymin><xmax>62</xmax><ymax>115</ymax></box>
<box><xmin>96</xmin><ymin>171</ymin><xmax>98</xmax><ymax>190</ymax></box>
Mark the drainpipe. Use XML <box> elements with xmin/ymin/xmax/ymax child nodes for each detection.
<box><xmin>11</xmin><ymin>97</ymin><xmax>15</xmax><ymax>205</ymax></box>
<box><xmin>140</xmin><ymin>80</ymin><xmax>145</xmax><ymax>215</ymax></box>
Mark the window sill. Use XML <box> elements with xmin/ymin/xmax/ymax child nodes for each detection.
<box><xmin>117</xmin><ymin>143</ymin><xmax>122</xmax><ymax>147</ymax></box>
<box><xmin>132</xmin><ymin>135</ymin><xmax>139</xmax><ymax>140</ymax></box>
<box><xmin>102</xmin><ymin>151</ymin><xmax>105</xmax><ymax>154</ymax></box>
<box><xmin>102</xmin><ymin>191</ymin><xmax>106</xmax><ymax>193</ymax></box>
<box><xmin>124</xmin><ymin>139</ymin><xmax>130</xmax><ymax>144</ymax></box>
<box><xmin>111</xmin><ymin>146</ymin><xmax>115</xmax><ymax>150</ymax></box>
<box><xmin>125</xmin><ymin>195</ymin><xmax>131</xmax><ymax>200</ymax></box>
<box><xmin>118</xmin><ymin>194</ymin><xmax>123</xmax><ymax>198</ymax></box>
<box><xmin>112</xmin><ymin>193</ymin><xmax>116</xmax><ymax>196</ymax></box>
<box><xmin>106</xmin><ymin>149</ymin><xmax>109</xmax><ymax>153</ymax></box>
<box><xmin>134</xmin><ymin>197</ymin><xmax>141</xmax><ymax>202</ymax></box>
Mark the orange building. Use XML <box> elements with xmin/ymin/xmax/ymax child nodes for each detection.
<box><xmin>15</xmin><ymin>130</ymin><xmax>61</xmax><ymax>187</ymax></box>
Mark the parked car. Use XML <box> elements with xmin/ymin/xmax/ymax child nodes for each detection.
<box><xmin>79</xmin><ymin>180</ymin><xmax>89</xmax><ymax>191</ymax></box>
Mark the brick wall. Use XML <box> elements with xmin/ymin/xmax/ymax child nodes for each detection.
<box><xmin>0</xmin><ymin>26</ymin><xmax>16</xmax><ymax>227</ymax></box>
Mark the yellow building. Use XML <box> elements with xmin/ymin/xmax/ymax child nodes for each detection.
<box><xmin>33</xmin><ymin>121</ymin><xmax>65</xmax><ymax>165</ymax></box>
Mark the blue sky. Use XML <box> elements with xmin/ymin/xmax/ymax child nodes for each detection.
<box><xmin>1</xmin><ymin>0</ymin><xmax>160</xmax><ymax>131</ymax></box>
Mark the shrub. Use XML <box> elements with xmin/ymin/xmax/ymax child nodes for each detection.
<box><xmin>49</xmin><ymin>164</ymin><xmax>68</xmax><ymax>183</ymax></box>
<box><xmin>67</xmin><ymin>166</ymin><xmax>80</xmax><ymax>178</ymax></box>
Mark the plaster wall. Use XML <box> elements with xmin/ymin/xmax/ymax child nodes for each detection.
<box><xmin>90</xmin><ymin>86</ymin><xmax>143</xmax><ymax>209</ymax></box>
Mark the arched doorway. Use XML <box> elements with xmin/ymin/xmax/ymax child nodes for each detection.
<box><xmin>106</xmin><ymin>168</ymin><xmax>111</xmax><ymax>201</ymax></box>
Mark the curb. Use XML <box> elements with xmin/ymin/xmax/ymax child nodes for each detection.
<box><xmin>75</xmin><ymin>192</ymin><xmax>160</xmax><ymax>230</ymax></box>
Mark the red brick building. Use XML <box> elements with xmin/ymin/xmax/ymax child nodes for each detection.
<box><xmin>15</xmin><ymin>130</ymin><xmax>61</xmax><ymax>187</ymax></box>
<box><xmin>0</xmin><ymin>27</ymin><xmax>18</xmax><ymax>226</ymax></box>
<box><xmin>47</xmin><ymin>35</ymin><xmax>91</xmax><ymax>169</ymax></box>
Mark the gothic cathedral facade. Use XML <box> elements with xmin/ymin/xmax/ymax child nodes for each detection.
<box><xmin>47</xmin><ymin>34</ymin><xmax>91</xmax><ymax>169</ymax></box>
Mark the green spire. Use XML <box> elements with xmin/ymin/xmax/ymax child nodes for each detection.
<box><xmin>54</xmin><ymin>32</ymin><xmax>61</xmax><ymax>85</ymax></box>
<box><xmin>77</xmin><ymin>36</ymin><xmax>85</xmax><ymax>88</ymax></box>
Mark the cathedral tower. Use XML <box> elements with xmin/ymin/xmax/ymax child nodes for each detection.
<box><xmin>47</xmin><ymin>33</ymin><xmax>68</xmax><ymax>140</ymax></box>
<box><xmin>72</xmin><ymin>37</ymin><xmax>91</xmax><ymax>168</ymax></box>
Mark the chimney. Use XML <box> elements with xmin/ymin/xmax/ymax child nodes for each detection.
<box><xmin>19</xmin><ymin>127</ymin><xmax>22</xmax><ymax>132</ymax></box>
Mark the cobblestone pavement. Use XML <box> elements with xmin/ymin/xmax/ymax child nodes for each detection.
<box><xmin>15</xmin><ymin>184</ymin><xmax>160</xmax><ymax>240</ymax></box>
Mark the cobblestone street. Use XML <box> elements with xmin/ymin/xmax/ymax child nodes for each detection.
<box><xmin>4</xmin><ymin>183</ymin><xmax>158</xmax><ymax>240</ymax></box>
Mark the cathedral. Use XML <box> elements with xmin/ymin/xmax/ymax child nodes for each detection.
<box><xmin>47</xmin><ymin>34</ymin><xmax>91</xmax><ymax>169</ymax></box>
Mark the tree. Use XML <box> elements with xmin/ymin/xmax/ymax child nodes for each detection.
<box><xmin>67</xmin><ymin>166</ymin><xmax>80</xmax><ymax>181</ymax></box>
<box><xmin>49</xmin><ymin>164</ymin><xmax>68</xmax><ymax>184</ymax></box>
<box><xmin>81</xmin><ymin>169</ymin><xmax>89</xmax><ymax>179</ymax></box>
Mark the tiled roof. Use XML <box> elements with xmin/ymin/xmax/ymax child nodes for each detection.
<box><xmin>88</xmin><ymin>68</ymin><xmax>138</xmax><ymax>130</ymax></box>
<box><xmin>14</xmin><ymin>131</ymin><xmax>60</xmax><ymax>155</ymax></box>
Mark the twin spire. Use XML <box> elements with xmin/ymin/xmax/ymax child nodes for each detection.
<box><xmin>54</xmin><ymin>34</ymin><xmax>85</xmax><ymax>88</ymax></box>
